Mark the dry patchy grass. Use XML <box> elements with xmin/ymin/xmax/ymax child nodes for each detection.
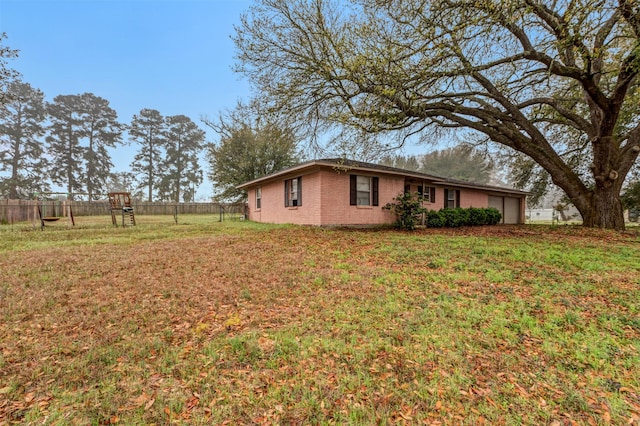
<box><xmin>1</xmin><ymin>220</ymin><xmax>639</xmax><ymax>425</ymax></box>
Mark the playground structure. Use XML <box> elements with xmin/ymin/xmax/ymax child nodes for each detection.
<box><xmin>34</xmin><ymin>193</ymin><xmax>75</xmax><ymax>229</ymax></box>
<box><xmin>1</xmin><ymin>195</ymin><xmax>246</xmax><ymax>226</ymax></box>
<box><xmin>108</xmin><ymin>192</ymin><xmax>136</xmax><ymax>227</ymax></box>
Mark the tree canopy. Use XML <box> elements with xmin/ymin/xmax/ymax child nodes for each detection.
<box><xmin>0</xmin><ymin>81</ymin><xmax>47</xmax><ymax>198</ymax></box>
<box><xmin>45</xmin><ymin>93</ymin><xmax>123</xmax><ymax>199</ymax></box>
<box><xmin>129</xmin><ymin>109</ymin><xmax>166</xmax><ymax>202</ymax></box>
<box><xmin>0</xmin><ymin>33</ymin><xmax>19</xmax><ymax>105</ymax></box>
<box><xmin>161</xmin><ymin>115</ymin><xmax>205</xmax><ymax>202</ymax></box>
<box><xmin>77</xmin><ymin>93</ymin><xmax>123</xmax><ymax>200</ymax></box>
<box><xmin>46</xmin><ymin>95</ymin><xmax>88</xmax><ymax>196</ymax></box>
<box><xmin>205</xmin><ymin>102</ymin><xmax>299</xmax><ymax>201</ymax></box>
<box><xmin>379</xmin><ymin>146</ymin><xmax>494</xmax><ymax>184</ymax></box>
<box><xmin>421</xmin><ymin>146</ymin><xmax>494</xmax><ymax>184</ymax></box>
<box><xmin>379</xmin><ymin>154</ymin><xmax>421</xmax><ymax>172</ymax></box>
<box><xmin>622</xmin><ymin>180</ymin><xmax>640</xmax><ymax>213</ymax></box>
<box><xmin>0</xmin><ymin>33</ymin><xmax>209</xmax><ymax>202</ymax></box>
<box><xmin>129</xmin><ymin>110</ymin><xmax>207</xmax><ymax>202</ymax></box>
<box><xmin>234</xmin><ymin>0</ymin><xmax>640</xmax><ymax>229</ymax></box>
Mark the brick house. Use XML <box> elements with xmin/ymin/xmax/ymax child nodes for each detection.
<box><xmin>237</xmin><ymin>158</ymin><xmax>528</xmax><ymax>226</ymax></box>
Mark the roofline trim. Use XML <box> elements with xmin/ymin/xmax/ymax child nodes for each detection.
<box><xmin>236</xmin><ymin>158</ymin><xmax>530</xmax><ymax>196</ymax></box>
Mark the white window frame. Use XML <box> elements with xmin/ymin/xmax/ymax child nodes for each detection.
<box><xmin>422</xmin><ymin>186</ymin><xmax>435</xmax><ymax>203</ymax></box>
<box><xmin>289</xmin><ymin>178</ymin><xmax>298</xmax><ymax>206</ymax></box>
<box><xmin>356</xmin><ymin>175</ymin><xmax>372</xmax><ymax>206</ymax></box>
<box><xmin>256</xmin><ymin>186</ymin><xmax>262</xmax><ymax>209</ymax></box>
<box><xmin>445</xmin><ymin>188</ymin><xmax>459</xmax><ymax>209</ymax></box>
<box><xmin>285</xmin><ymin>177</ymin><xmax>302</xmax><ymax>207</ymax></box>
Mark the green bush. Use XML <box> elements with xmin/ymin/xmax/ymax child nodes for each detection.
<box><xmin>427</xmin><ymin>207</ymin><xmax>502</xmax><ymax>228</ymax></box>
<box><xmin>485</xmin><ymin>207</ymin><xmax>502</xmax><ymax>225</ymax></box>
<box><xmin>384</xmin><ymin>191</ymin><xmax>503</xmax><ymax>229</ymax></box>
<box><xmin>441</xmin><ymin>208</ymin><xmax>459</xmax><ymax>227</ymax></box>
<box><xmin>383</xmin><ymin>192</ymin><xmax>427</xmax><ymax>231</ymax></box>
<box><xmin>468</xmin><ymin>207</ymin><xmax>488</xmax><ymax>226</ymax></box>
<box><xmin>456</xmin><ymin>208</ymin><xmax>470</xmax><ymax>226</ymax></box>
<box><xmin>426</xmin><ymin>210</ymin><xmax>445</xmax><ymax>228</ymax></box>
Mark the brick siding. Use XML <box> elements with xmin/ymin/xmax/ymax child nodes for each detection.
<box><xmin>246</xmin><ymin>168</ymin><xmax>501</xmax><ymax>226</ymax></box>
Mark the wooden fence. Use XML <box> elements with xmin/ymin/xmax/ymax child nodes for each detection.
<box><xmin>0</xmin><ymin>199</ymin><xmax>247</xmax><ymax>224</ymax></box>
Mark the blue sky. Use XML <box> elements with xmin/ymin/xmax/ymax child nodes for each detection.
<box><xmin>0</xmin><ymin>0</ymin><xmax>254</xmax><ymax>199</ymax></box>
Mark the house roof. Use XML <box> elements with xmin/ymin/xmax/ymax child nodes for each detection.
<box><xmin>237</xmin><ymin>158</ymin><xmax>529</xmax><ymax>196</ymax></box>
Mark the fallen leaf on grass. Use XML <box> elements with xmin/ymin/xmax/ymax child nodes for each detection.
<box><xmin>129</xmin><ymin>391</ymin><xmax>156</xmax><ymax>411</ymax></box>
<box><xmin>513</xmin><ymin>382</ymin><xmax>531</xmax><ymax>398</ymax></box>
<box><xmin>257</xmin><ymin>336</ymin><xmax>275</xmax><ymax>353</ymax></box>
<box><xmin>398</xmin><ymin>411</ymin><xmax>413</xmax><ymax>420</ymax></box>
<box><xmin>145</xmin><ymin>398</ymin><xmax>155</xmax><ymax>411</ymax></box>
<box><xmin>185</xmin><ymin>395</ymin><xmax>199</xmax><ymax>410</ymax></box>
<box><xmin>485</xmin><ymin>396</ymin><xmax>498</xmax><ymax>408</ymax></box>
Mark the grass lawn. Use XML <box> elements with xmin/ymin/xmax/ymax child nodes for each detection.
<box><xmin>1</xmin><ymin>217</ymin><xmax>639</xmax><ymax>425</ymax></box>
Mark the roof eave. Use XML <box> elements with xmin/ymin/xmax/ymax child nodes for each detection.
<box><xmin>236</xmin><ymin>160</ymin><xmax>323</xmax><ymax>190</ymax></box>
<box><xmin>236</xmin><ymin>158</ymin><xmax>530</xmax><ymax>196</ymax></box>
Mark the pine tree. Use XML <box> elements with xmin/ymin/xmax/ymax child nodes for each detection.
<box><xmin>78</xmin><ymin>93</ymin><xmax>122</xmax><ymax>200</ymax></box>
<box><xmin>0</xmin><ymin>81</ymin><xmax>47</xmax><ymax>198</ymax></box>
<box><xmin>0</xmin><ymin>33</ymin><xmax>19</xmax><ymax>105</ymax></box>
<box><xmin>163</xmin><ymin>115</ymin><xmax>205</xmax><ymax>202</ymax></box>
<box><xmin>46</xmin><ymin>95</ymin><xmax>86</xmax><ymax>197</ymax></box>
<box><xmin>129</xmin><ymin>109</ymin><xmax>165</xmax><ymax>202</ymax></box>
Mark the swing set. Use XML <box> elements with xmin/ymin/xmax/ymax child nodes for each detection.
<box><xmin>108</xmin><ymin>192</ymin><xmax>136</xmax><ymax>227</ymax></box>
<box><xmin>34</xmin><ymin>193</ymin><xmax>75</xmax><ymax>229</ymax></box>
<box><xmin>31</xmin><ymin>191</ymin><xmax>138</xmax><ymax>229</ymax></box>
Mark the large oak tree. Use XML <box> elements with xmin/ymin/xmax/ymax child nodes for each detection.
<box><xmin>234</xmin><ymin>0</ymin><xmax>640</xmax><ymax>229</ymax></box>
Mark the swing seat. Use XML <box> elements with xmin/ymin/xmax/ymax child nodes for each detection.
<box><xmin>42</xmin><ymin>217</ymin><xmax>60</xmax><ymax>222</ymax></box>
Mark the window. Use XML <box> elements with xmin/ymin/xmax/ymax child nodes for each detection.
<box><xmin>423</xmin><ymin>186</ymin><xmax>436</xmax><ymax>203</ymax></box>
<box><xmin>357</xmin><ymin>175</ymin><xmax>371</xmax><ymax>205</ymax></box>
<box><xmin>405</xmin><ymin>184</ymin><xmax>435</xmax><ymax>203</ymax></box>
<box><xmin>284</xmin><ymin>177</ymin><xmax>302</xmax><ymax>207</ymax></box>
<box><xmin>444</xmin><ymin>189</ymin><xmax>460</xmax><ymax>209</ymax></box>
<box><xmin>415</xmin><ymin>185</ymin><xmax>436</xmax><ymax>203</ymax></box>
<box><xmin>255</xmin><ymin>186</ymin><xmax>261</xmax><ymax>209</ymax></box>
<box><xmin>350</xmin><ymin>175</ymin><xmax>379</xmax><ymax>206</ymax></box>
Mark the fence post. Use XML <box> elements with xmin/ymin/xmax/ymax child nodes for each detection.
<box><xmin>174</xmin><ymin>202</ymin><xmax>178</xmax><ymax>224</ymax></box>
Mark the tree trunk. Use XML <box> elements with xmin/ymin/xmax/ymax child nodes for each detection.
<box><xmin>578</xmin><ymin>186</ymin><xmax>625</xmax><ymax>230</ymax></box>
<box><xmin>575</xmin><ymin>134</ymin><xmax>628</xmax><ymax>230</ymax></box>
<box><xmin>10</xmin><ymin>134</ymin><xmax>20</xmax><ymax>199</ymax></box>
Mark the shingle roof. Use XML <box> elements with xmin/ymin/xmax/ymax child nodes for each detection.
<box><xmin>318</xmin><ymin>158</ymin><xmax>447</xmax><ymax>179</ymax></box>
<box><xmin>237</xmin><ymin>158</ymin><xmax>529</xmax><ymax>195</ymax></box>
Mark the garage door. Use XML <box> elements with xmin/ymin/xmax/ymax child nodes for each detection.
<box><xmin>488</xmin><ymin>196</ymin><xmax>521</xmax><ymax>224</ymax></box>
<box><xmin>503</xmin><ymin>197</ymin><xmax>520</xmax><ymax>224</ymax></box>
